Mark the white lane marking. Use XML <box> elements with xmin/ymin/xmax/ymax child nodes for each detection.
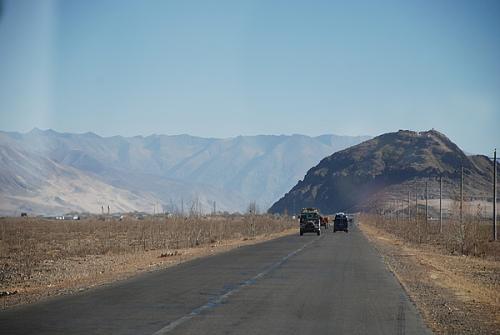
<box><xmin>152</xmin><ymin>236</ymin><xmax>321</xmax><ymax>334</ymax></box>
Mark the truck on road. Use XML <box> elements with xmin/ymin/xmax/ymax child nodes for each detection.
<box><xmin>299</xmin><ymin>208</ymin><xmax>321</xmax><ymax>236</ymax></box>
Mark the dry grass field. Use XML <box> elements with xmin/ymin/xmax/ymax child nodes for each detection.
<box><xmin>359</xmin><ymin>214</ymin><xmax>500</xmax><ymax>334</ymax></box>
<box><xmin>362</xmin><ymin>209</ymin><xmax>499</xmax><ymax>259</ymax></box>
<box><xmin>0</xmin><ymin>215</ymin><xmax>296</xmax><ymax>309</ymax></box>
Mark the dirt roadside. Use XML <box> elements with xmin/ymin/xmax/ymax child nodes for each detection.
<box><xmin>359</xmin><ymin>221</ymin><xmax>500</xmax><ymax>334</ymax></box>
<box><xmin>0</xmin><ymin>228</ymin><xmax>296</xmax><ymax>310</ymax></box>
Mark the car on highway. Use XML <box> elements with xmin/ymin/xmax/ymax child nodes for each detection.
<box><xmin>333</xmin><ymin>212</ymin><xmax>348</xmax><ymax>233</ymax></box>
<box><xmin>299</xmin><ymin>208</ymin><xmax>321</xmax><ymax>236</ymax></box>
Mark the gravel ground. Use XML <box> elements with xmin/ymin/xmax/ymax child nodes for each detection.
<box><xmin>360</xmin><ymin>222</ymin><xmax>500</xmax><ymax>335</ymax></box>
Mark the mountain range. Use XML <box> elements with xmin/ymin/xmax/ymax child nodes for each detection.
<box><xmin>269</xmin><ymin>130</ymin><xmax>494</xmax><ymax>214</ymax></box>
<box><xmin>0</xmin><ymin>129</ymin><xmax>369</xmax><ymax>215</ymax></box>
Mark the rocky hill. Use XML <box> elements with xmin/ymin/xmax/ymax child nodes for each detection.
<box><xmin>268</xmin><ymin>130</ymin><xmax>494</xmax><ymax>214</ymax></box>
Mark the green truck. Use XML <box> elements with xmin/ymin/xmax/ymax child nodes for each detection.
<box><xmin>299</xmin><ymin>208</ymin><xmax>321</xmax><ymax>236</ymax></box>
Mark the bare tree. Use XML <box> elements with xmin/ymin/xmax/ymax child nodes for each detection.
<box><xmin>247</xmin><ymin>201</ymin><xmax>259</xmax><ymax>215</ymax></box>
<box><xmin>190</xmin><ymin>196</ymin><xmax>202</xmax><ymax>217</ymax></box>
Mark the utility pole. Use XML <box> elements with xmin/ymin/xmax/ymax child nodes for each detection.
<box><xmin>398</xmin><ymin>199</ymin><xmax>401</xmax><ymax>222</ymax></box>
<box><xmin>494</xmin><ymin>149</ymin><xmax>497</xmax><ymax>241</ymax></box>
<box><xmin>460</xmin><ymin>166</ymin><xmax>464</xmax><ymax>224</ymax></box>
<box><xmin>425</xmin><ymin>181</ymin><xmax>428</xmax><ymax>226</ymax></box>
<box><xmin>416</xmin><ymin>183</ymin><xmax>420</xmax><ymax>243</ymax></box>
<box><xmin>408</xmin><ymin>190</ymin><xmax>411</xmax><ymax>223</ymax></box>
<box><xmin>415</xmin><ymin>183</ymin><xmax>418</xmax><ymax>222</ymax></box>
<box><xmin>439</xmin><ymin>175</ymin><xmax>443</xmax><ymax>234</ymax></box>
<box><xmin>396</xmin><ymin>199</ymin><xmax>399</xmax><ymax>224</ymax></box>
<box><xmin>402</xmin><ymin>199</ymin><xmax>405</xmax><ymax>221</ymax></box>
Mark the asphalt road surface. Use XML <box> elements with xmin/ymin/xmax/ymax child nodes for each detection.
<box><xmin>0</xmin><ymin>223</ymin><xmax>431</xmax><ymax>334</ymax></box>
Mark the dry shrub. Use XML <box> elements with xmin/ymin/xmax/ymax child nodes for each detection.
<box><xmin>0</xmin><ymin>215</ymin><xmax>294</xmax><ymax>286</ymax></box>
<box><xmin>442</xmin><ymin>203</ymin><xmax>494</xmax><ymax>257</ymax></box>
<box><xmin>361</xmin><ymin>203</ymin><xmax>499</xmax><ymax>260</ymax></box>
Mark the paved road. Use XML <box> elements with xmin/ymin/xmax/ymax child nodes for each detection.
<box><xmin>0</xmin><ymin>224</ymin><xmax>431</xmax><ymax>334</ymax></box>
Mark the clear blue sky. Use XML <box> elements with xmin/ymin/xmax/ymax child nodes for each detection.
<box><xmin>0</xmin><ymin>0</ymin><xmax>499</xmax><ymax>154</ymax></box>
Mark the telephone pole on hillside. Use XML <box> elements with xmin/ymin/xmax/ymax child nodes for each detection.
<box><xmin>425</xmin><ymin>181</ymin><xmax>428</xmax><ymax>226</ymax></box>
<box><xmin>460</xmin><ymin>167</ymin><xmax>464</xmax><ymax>224</ymax></box>
<box><xmin>494</xmin><ymin>149</ymin><xmax>497</xmax><ymax>241</ymax></box>
<box><xmin>439</xmin><ymin>176</ymin><xmax>443</xmax><ymax>234</ymax></box>
<box><xmin>408</xmin><ymin>190</ymin><xmax>411</xmax><ymax>222</ymax></box>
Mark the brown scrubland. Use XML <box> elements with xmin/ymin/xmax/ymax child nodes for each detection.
<box><xmin>359</xmin><ymin>211</ymin><xmax>499</xmax><ymax>334</ymax></box>
<box><xmin>0</xmin><ymin>215</ymin><xmax>295</xmax><ymax>309</ymax></box>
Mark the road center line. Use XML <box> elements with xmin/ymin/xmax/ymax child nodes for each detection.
<box><xmin>152</xmin><ymin>236</ymin><xmax>321</xmax><ymax>334</ymax></box>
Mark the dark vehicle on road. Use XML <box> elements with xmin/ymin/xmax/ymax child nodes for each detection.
<box><xmin>299</xmin><ymin>208</ymin><xmax>321</xmax><ymax>236</ymax></box>
<box><xmin>333</xmin><ymin>213</ymin><xmax>348</xmax><ymax>233</ymax></box>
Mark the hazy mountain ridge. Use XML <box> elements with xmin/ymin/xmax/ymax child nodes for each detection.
<box><xmin>0</xmin><ymin>142</ymin><xmax>159</xmax><ymax>215</ymax></box>
<box><xmin>269</xmin><ymin>130</ymin><xmax>493</xmax><ymax>214</ymax></box>
<box><xmin>0</xmin><ymin>129</ymin><xmax>370</xmax><ymax>215</ymax></box>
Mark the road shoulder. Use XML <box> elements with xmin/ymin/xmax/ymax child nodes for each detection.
<box><xmin>359</xmin><ymin>221</ymin><xmax>500</xmax><ymax>334</ymax></box>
